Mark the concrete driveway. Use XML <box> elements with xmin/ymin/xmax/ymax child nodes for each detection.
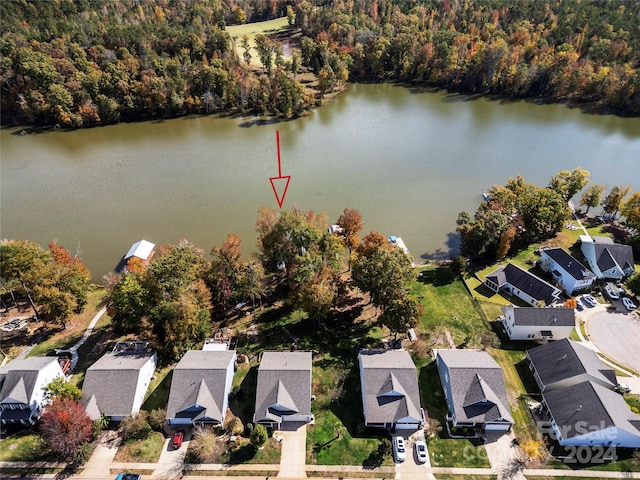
<box><xmin>393</xmin><ymin>431</ymin><xmax>436</xmax><ymax>480</ymax></box>
<box><xmin>275</xmin><ymin>423</ymin><xmax>307</xmax><ymax>478</ymax></box>
<box><xmin>586</xmin><ymin>309</ymin><xmax>640</xmax><ymax>373</ymax></box>
<box><xmin>483</xmin><ymin>431</ymin><xmax>526</xmax><ymax>480</ymax></box>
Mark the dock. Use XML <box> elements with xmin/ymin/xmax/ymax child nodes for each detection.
<box><xmin>389</xmin><ymin>235</ymin><xmax>416</xmax><ymax>267</ymax></box>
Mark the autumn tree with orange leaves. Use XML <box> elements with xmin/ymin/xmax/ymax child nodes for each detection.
<box><xmin>39</xmin><ymin>397</ymin><xmax>93</xmax><ymax>458</ymax></box>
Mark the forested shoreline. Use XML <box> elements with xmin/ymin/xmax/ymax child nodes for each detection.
<box><xmin>1</xmin><ymin>0</ymin><xmax>639</xmax><ymax>129</ymax></box>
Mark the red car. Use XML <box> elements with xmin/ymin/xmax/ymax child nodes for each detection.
<box><xmin>172</xmin><ymin>430</ymin><xmax>185</xmax><ymax>449</ymax></box>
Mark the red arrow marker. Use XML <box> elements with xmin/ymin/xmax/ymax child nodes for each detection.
<box><xmin>269</xmin><ymin>130</ymin><xmax>291</xmax><ymax>208</ymax></box>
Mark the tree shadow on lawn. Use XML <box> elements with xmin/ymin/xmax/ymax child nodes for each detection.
<box><xmin>417</xmin><ymin>264</ymin><xmax>457</xmax><ymax>287</ymax></box>
<box><xmin>143</xmin><ymin>370</ymin><xmax>173</xmax><ymax>412</ymax></box>
<box><xmin>514</xmin><ymin>359</ymin><xmax>541</xmax><ymax>397</ymax></box>
<box><xmin>229</xmin><ymin>366</ymin><xmax>258</xmax><ymax>426</ymax></box>
<box><xmin>418</xmin><ymin>361</ymin><xmax>447</xmax><ymax>425</ymax></box>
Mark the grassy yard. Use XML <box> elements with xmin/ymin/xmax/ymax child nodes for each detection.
<box><xmin>410</xmin><ymin>265</ymin><xmax>492</xmax><ymax>348</ymax></box>
<box><xmin>226</xmin><ymin>17</ymin><xmax>291</xmax><ymax>67</ymax></box>
<box><xmin>428</xmin><ymin>436</ymin><xmax>490</xmax><ymax>468</ymax></box>
<box><xmin>113</xmin><ymin>431</ymin><xmax>165</xmax><ymax>463</ymax></box>
<box><xmin>0</xmin><ymin>431</ymin><xmax>52</xmax><ymax>462</ymax></box>
<box><xmin>25</xmin><ymin>288</ymin><xmax>107</xmax><ymax>359</ymax></box>
<box><xmin>142</xmin><ymin>365</ymin><xmax>174</xmax><ymax>412</ymax></box>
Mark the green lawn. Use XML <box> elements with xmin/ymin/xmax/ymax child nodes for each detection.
<box><xmin>26</xmin><ymin>289</ymin><xmax>107</xmax><ymax>359</ymax></box>
<box><xmin>411</xmin><ymin>265</ymin><xmax>491</xmax><ymax>348</ymax></box>
<box><xmin>113</xmin><ymin>431</ymin><xmax>165</xmax><ymax>463</ymax></box>
<box><xmin>226</xmin><ymin>17</ymin><xmax>291</xmax><ymax>67</ymax></box>
<box><xmin>428</xmin><ymin>436</ymin><xmax>490</xmax><ymax>468</ymax></box>
<box><xmin>142</xmin><ymin>366</ymin><xmax>174</xmax><ymax>412</ymax></box>
<box><xmin>0</xmin><ymin>431</ymin><xmax>52</xmax><ymax>462</ymax></box>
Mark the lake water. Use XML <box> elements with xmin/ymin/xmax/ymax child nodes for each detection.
<box><xmin>1</xmin><ymin>83</ymin><xmax>639</xmax><ymax>280</ymax></box>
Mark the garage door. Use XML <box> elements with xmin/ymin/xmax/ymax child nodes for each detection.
<box><xmin>395</xmin><ymin>422</ymin><xmax>421</xmax><ymax>430</ymax></box>
<box><xmin>484</xmin><ymin>423</ymin><xmax>511</xmax><ymax>431</ymax></box>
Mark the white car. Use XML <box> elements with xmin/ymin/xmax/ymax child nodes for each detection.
<box><xmin>414</xmin><ymin>439</ymin><xmax>428</xmax><ymax>463</ymax></box>
<box><xmin>392</xmin><ymin>436</ymin><xmax>406</xmax><ymax>462</ymax></box>
<box><xmin>623</xmin><ymin>297</ymin><xmax>636</xmax><ymax>311</ymax></box>
<box><xmin>574</xmin><ymin>298</ymin><xmax>584</xmax><ymax>311</ymax></box>
<box><xmin>616</xmin><ymin>383</ymin><xmax>632</xmax><ymax>394</ymax></box>
<box><xmin>582</xmin><ymin>295</ymin><xmax>598</xmax><ymax>307</ymax></box>
<box><xmin>605</xmin><ymin>283</ymin><xmax>620</xmax><ymax>300</ymax></box>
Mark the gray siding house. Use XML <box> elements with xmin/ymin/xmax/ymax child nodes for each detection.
<box><xmin>253</xmin><ymin>351</ymin><xmax>313</xmax><ymax>429</ymax></box>
<box><xmin>358</xmin><ymin>349</ymin><xmax>425</xmax><ymax>431</ymax></box>
<box><xmin>435</xmin><ymin>349</ymin><xmax>513</xmax><ymax>433</ymax></box>
<box><xmin>166</xmin><ymin>350</ymin><xmax>236</xmax><ymax>427</ymax></box>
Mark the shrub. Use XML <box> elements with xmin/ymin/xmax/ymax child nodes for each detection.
<box><xmin>119</xmin><ymin>412</ymin><xmax>151</xmax><ymax>441</ymax></box>
<box><xmin>250</xmin><ymin>424</ymin><xmax>268</xmax><ymax>447</ymax></box>
<box><xmin>147</xmin><ymin>408</ymin><xmax>167</xmax><ymax>432</ymax></box>
<box><xmin>73</xmin><ymin>442</ymin><xmax>94</xmax><ymax>465</ymax></box>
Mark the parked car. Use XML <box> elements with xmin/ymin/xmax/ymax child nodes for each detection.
<box><xmin>622</xmin><ymin>297</ymin><xmax>636</xmax><ymax>311</ymax></box>
<box><xmin>115</xmin><ymin>475</ymin><xmax>141</xmax><ymax>480</ymax></box>
<box><xmin>616</xmin><ymin>383</ymin><xmax>632</xmax><ymax>394</ymax></box>
<box><xmin>574</xmin><ymin>298</ymin><xmax>584</xmax><ymax>311</ymax></box>
<box><xmin>605</xmin><ymin>283</ymin><xmax>620</xmax><ymax>300</ymax></box>
<box><xmin>392</xmin><ymin>436</ymin><xmax>406</xmax><ymax>462</ymax></box>
<box><xmin>414</xmin><ymin>439</ymin><xmax>428</xmax><ymax>463</ymax></box>
<box><xmin>582</xmin><ymin>294</ymin><xmax>598</xmax><ymax>307</ymax></box>
<box><xmin>172</xmin><ymin>430</ymin><xmax>185</xmax><ymax>449</ymax></box>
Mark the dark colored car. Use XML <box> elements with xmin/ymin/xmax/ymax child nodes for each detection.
<box><xmin>172</xmin><ymin>430</ymin><xmax>185</xmax><ymax>449</ymax></box>
<box><xmin>115</xmin><ymin>474</ymin><xmax>141</xmax><ymax>480</ymax></box>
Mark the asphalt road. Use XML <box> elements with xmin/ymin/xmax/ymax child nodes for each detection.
<box><xmin>587</xmin><ymin>310</ymin><xmax>640</xmax><ymax>373</ymax></box>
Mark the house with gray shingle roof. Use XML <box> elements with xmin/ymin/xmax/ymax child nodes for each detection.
<box><xmin>253</xmin><ymin>351</ymin><xmax>313</xmax><ymax>429</ymax></box>
<box><xmin>501</xmin><ymin>305</ymin><xmax>575</xmax><ymax>341</ymax></box>
<box><xmin>543</xmin><ymin>381</ymin><xmax>640</xmax><ymax>447</ymax></box>
<box><xmin>580</xmin><ymin>235</ymin><xmax>634</xmax><ymax>281</ymax></box>
<box><xmin>358</xmin><ymin>349</ymin><xmax>425</xmax><ymax>431</ymax></box>
<box><xmin>81</xmin><ymin>342</ymin><xmax>157</xmax><ymax>422</ymax></box>
<box><xmin>484</xmin><ymin>263</ymin><xmax>562</xmax><ymax>306</ymax></box>
<box><xmin>526</xmin><ymin>339</ymin><xmax>616</xmax><ymax>393</ymax></box>
<box><xmin>0</xmin><ymin>357</ymin><xmax>64</xmax><ymax>425</ymax></box>
<box><xmin>435</xmin><ymin>349</ymin><xmax>513</xmax><ymax>433</ymax></box>
<box><xmin>166</xmin><ymin>350</ymin><xmax>236</xmax><ymax>427</ymax></box>
<box><xmin>539</xmin><ymin>247</ymin><xmax>595</xmax><ymax>294</ymax></box>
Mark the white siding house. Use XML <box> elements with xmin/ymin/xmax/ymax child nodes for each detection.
<box><xmin>82</xmin><ymin>341</ymin><xmax>157</xmax><ymax>422</ymax></box>
<box><xmin>0</xmin><ymin>357</ymin><xmax>65</xmax><ymax>425</ymax></box>
<box><xmin>539</xmin><ymin>248</ymin><xmax>595</xmax><ymax>294</ymax></box>
<box><xmin>580</xmin><ymin>236</ymin><xmax>635</xmax><ymax>281</ymax></box>
<box><xmin>485</xmin><ymin>263</ymin><xmax>562</xmax><ymax>306</ymax></box>
<box><xmin>544</xmin><ymin>381</ymin><xmax>640</xmax><ymax>448</ymax></box>
<box><xmin>501</xmin><ymin>305</ymin><xmax>575</xmax><ymax>341</ymax></box>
